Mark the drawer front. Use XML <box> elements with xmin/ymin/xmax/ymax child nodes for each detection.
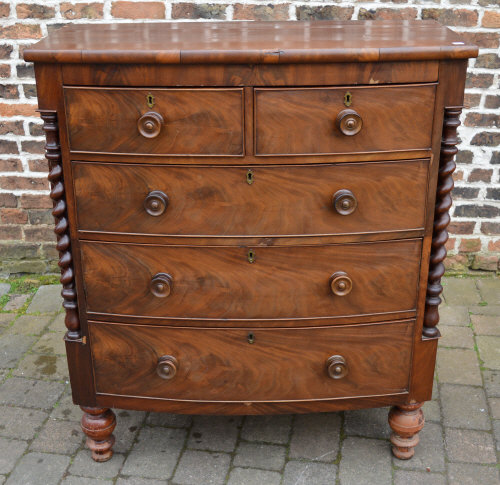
<box><xmin>90</xmin><ymin>320</ymin><xmax>413</xmax><ymax>402</ymax></box>
<box><xmin>255</xmin><ymin>85</ymin><xmax>436</xmax><ymax>155</ymax></box>
<box><xmin>74</xmin><ymin>159</ymin><xmax>429</xmax><ymax>237</ymax></box>
<box><xmin>81</xmin><ymin>239</ymin><xmax>421</xmax><ymax>320</ymax></box>
<box><xmin>64</xmin><ymin>87</ymin><xmax>244</xmax><ymax>156</ymax></box>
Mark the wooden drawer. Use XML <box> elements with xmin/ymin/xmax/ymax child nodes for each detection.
<box><xmin>255</xmin><ymin>84</ymin><xmax>436</xmax><ymax>155</ymax></box>
<box><xmin>64</xmin><ymin>87</ymin><xmax>244</xmax><ymax>156</ymax></box>
<box><xmin>73</xmin><ymin>159</ymin><xmax>429</xmax><ymax>237</ymax></box>
<box><xmin>81</xmin><ymin>239</ymin><xmax>422</xmax><ymax>321</ymax></box>
<box><xmin>90</xmin><ymin>320</ymin><xmax>413</xmax><ymax>402</ymax></box>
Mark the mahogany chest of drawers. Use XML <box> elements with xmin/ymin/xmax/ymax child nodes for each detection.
<box><xmin>25</xmin><ymin>20</ymin><xmax>477</xmax><ymax>462</ymax></box>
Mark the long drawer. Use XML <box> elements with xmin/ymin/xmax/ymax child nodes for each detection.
<box><xmin>80</xmin><ymin>239</ymin><xmax>422</xmax><ymax>321</ymax></box>
<box><xmin>255</xmin><ymin>84</ymin><xmax>436</xmax><ymax>155</ymax></box>
<box><xmin>73</xmin><ymin>159</ymin><xmax>429</xmax><ymax>237</ymax></box>
<box><xmin>90</xmin><ymin>320</ymin><xmax>414</xmax><ymax>402</ymax></box>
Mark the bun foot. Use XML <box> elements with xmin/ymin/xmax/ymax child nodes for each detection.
<box><xmin>81</xmin><ymin>406</ymin><xmax>116</xmax><ymax>462</ymax></box>
<box><xmin>388</xmin><ymin>402</ymin><xmax>424</xmax><ymax>460</ymax></box>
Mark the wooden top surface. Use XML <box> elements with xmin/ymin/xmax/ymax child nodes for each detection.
<box><xmin>24</xmin><ymin>20</ymin><xmax>477</xmax><ymax>64</ymax></box>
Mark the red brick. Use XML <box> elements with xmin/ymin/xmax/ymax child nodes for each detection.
<box><xmin>0</xmin><ymin>141</ymin><xmax>19</xmax><ymax>155</ymax></box>
<box><xmin>0</xmin><ymin>121</ymin><xmax>24</xmax><ymax>135</ymax></box>
<box><xmin>16</xmin><ymin>4</ymin><xmax>55</xmax><ymax>19</ymax></box>
<box><xmin>482</xmin><ymin>10</ymin><xmax>500</xmax><ymax>28</ymax></box>
<box><xmin>485</xmin><ymin>95</ymin><xmax>500</xmax><ymax>109</ymax></box>
<box><xmin>459</xmin><ymin>238</ymin><xmax>481</xmax><ymax>252</ymax></box>
<box><xmin>421</xmin><ymin>8</ymin><xmax>478</xmax><ymax>27</ymax></box>
<box><xmin>0</xmin><ymin>158</ymin><xmax>22</xmax><ymax>171</ymax></box>
<box><xmin>475</xmin><ymin>54</ymin><xmax>500</xmax><ymax>69</ymax></box>
<box><xmin>461</xmin><ymin>31</ymin><xmax>499</xmax><ymax>49</ymax></box>
<box><xmin>481</xmin><ymin>222</ymin><xmax>500</xmax><ymax>235</ymax></box>
<box><xmin>0</xmin><ymin>225</ymin><xmax>22</xmax><ymax>240</ymax></box>
<box><xmin>233</xmin><ymin>4</ymin><xmax>289</xmax><ymax>21</ymax></box>
<box><xmin>296</xmin><ymin>6</ymin><xmax>354</xmax><ymax>20</ymax></box>
<box><xmin>453</xmin><ymin>170</ymin><xmax>464</xmax><ymax>181</ymax></box>
<box><xmin>0</xmin><ymin>193</ymin><xmax>18</xmax><ymax>208</ymax></box>
<box><xmin>28</xmin><ymin>159</ymin><xmax>48</xmax><ymax>172</ymax></box>
<box><xmin>1</xmin><ymin>208</ymin><xmax>28</xmax><ymax>224</ymax></box>
<box><xmin>21</xmin><ymin>140</ymin><xmax>45</xmax><ymax>154</ymax></box>
<box><xmin>0</xmin><ymin>84</ymin><xmax>20</xmax><ymax>99</ymax></box>
<box><xmin>444</xmin><ymin>253</ymin><xmax>469</xmax><ymax>272</ymax></box>
<box><xmin>471</xmin><ymin>132</ymin><xmax>500</xmax><ymax>147</ymax></box>
<box><xmin>0</xmin><ymin>64</ymin><xmax>10</xmax><ymax>78</ymax></box>
<box><xmin>0</xmin><ymin>103</ymin><xmax>38</xmax><ymax>117</ymax></box>
<box><xmin>0</xmin><ymin>45</ymin><xmax>13</xmax><ymax>59</ymax></box>
<box><xmin>488</xmin><ymin>239</ymin><xmax>500</xmax><ymax>252</ymax></box>
<box><xmin>0</xmin><ymin>2</ymin><xmax>9</xmax><ymax>17</ymax></box>
<box><xmin>24</xmin><ymin>226</ymin><xmax>55</xmax><ymax>242</ymax></box>
<box><xmin>0</xmin><ymin>24</ymin><xmax>42</xmax><ymax>40</ymax></box>
<box><xmin>60</xmin><ymin>2</ymin><xmax>104</xmax><ymax>19</ymax></box>
<box><xmin>172</xmin><ymin>3</ymin><xmax>227</xmax><ymax>19</ymax></box>
<box><xmin>0</xmin><ymin>176</ymin><xmax>48</xmax><ymax>191</ymax></box>
<box><xmin>445</xmin><ymin>237</ymin><xmax>456</xmax><ymax>251</ymax></box>
<box><xmin>464</xmin><ymin>112</ymin><xmax>499</xmax><ymax>128</ymax></box>
<box><xmin>19</xmin><ymin>194</ymin><xmax>51</xmax><ymax>209</ymax></box>
<box><xmin>449</xmin><ymin>221</ymin><xmax>475</xmax><ymax>235</ymax></box>
<box><xmin>358</xmin><ymin>8</ymin><xmax>417</xmax><ymax>20</ymax></box>
<box><xmin>466</xmin><ymin>73</ymin><xmax>493</xmax><ymax>89</ymax></box>
<box><xmin>111</xmin><ymin>1</ymin><xmax>165</xmax><ymax>19</ymax></box>
<box><xmin>471</xmin><ymin>254</ymin><xmax>499</xmax><ymax>271</ymax></box>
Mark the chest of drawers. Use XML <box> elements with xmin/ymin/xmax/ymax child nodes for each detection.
<box><xmin>25</xmin><ymin>20</ymin><xmax>477</xmax><ymax>463</ymax></box>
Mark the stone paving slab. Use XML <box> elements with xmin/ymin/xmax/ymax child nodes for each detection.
<box><xmin>0</xmin><ymin>276</ymin><xmax>498</xmax><ymax>484</ymax></box>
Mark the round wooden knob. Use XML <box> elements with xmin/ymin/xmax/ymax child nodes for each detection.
<box><xmin>150</xmin><ymin>273</ymin><xmax>172</xmax><ymax>298</ymax></box>
<box><xmin>327</xmin><ymin>355</ymin><xmax>348</xmax><ymax>379</ymax></box>
<box><xmin>144</xmin><ymin>190</ymin><xmax>169</xmax><ymax>216</ymax></box>
<box><xmin>336</xmin><ymin>109</ymin><xmax>362</xmax><ymax>136</ymax></box>
<box><xmin>333</xmin><ymin>189</ymin><xmax>357</xmax><ymax>215</ymax></box>
<box><xmin>138</xmin><ymin>111</ymin><xmax>164</xmax><ymax>138</ymax></box>
<box><xmin>157</xmin><ymin>355</ymin><xmax>178</xmax><ymax>380</ymax></box>
<box><xmin>330</xmin><ymin>271</ymin><xmax>352</xmax><ymax>296</ymax></box>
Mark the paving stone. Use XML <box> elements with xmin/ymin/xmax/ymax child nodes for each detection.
<box><xmin>289</xmin><ymin>413</ymin><xmax>340</xmax><ymax>461</ymax></box>
<box><xmin>173</xmin><ymin>450</ymin><xmax>231</xmax><ymax>485</ymax></box>
<box><xmin>493</xmin><ymin>420</ymin><xmax>500</xmax><ymax>451</ymax></box>
<box><xmin>344</xmin><ymin>406</ymin><xmax>391</xmax><ymax>439</ymax></box>
<box><xmin>438</xmin><ymin>305</ymin><xmax>470</xmax><ymax>326</ymax></box>
<box><xmin>448</xmin><ymin>463</ymin><xmax>500</xmax><ymax>485</ymax></box>
<box><xmin>3</xmin><ymin>294</ymin><xmax>29</xmax><ymax>311</ymax></box>
<box><xmin>0</xmin><ymin>334</ymin><xmax>35</xmax><ymax>368</ymax></box>
<box><xmin>423</xmin><ymin>399</ymin><xmax>441</xmax><ymax>422</ymax></box>
<box><xmin>0</xmin><ymin>284</ymin><xmax>10</xmax><ymax>297</ymax></box>
<box><xmin>282</xmin><ymin>460</ymin><xmax>337</xmax><ymax>485</ymax></box>
<box><xmin>240</xmin><ymin>414</ymin><xmax>292</xmax><ymax>444</ymax></box>
<box><xmin>69</xmin><ymin>449</ymin><xmax>125</xmax><ymax>478</ymax></box>
<box><xmin>469</xmin><ymin>305</ymin><xmax>500</xmax><ymax>316</ymax></box>
<box><xmin>438</xmin><ymin>325</ymin><xmax>475</xmax><ymax>348</ymax></box>
<box><xmin>32</xmin><ymin>331</ymin><xmax>66</xmax><ymax>355</ymax></box>
<box><xmin>26</xmin><ymin>285</ymin><xmax>62</xmax><ymax>314</ymax></box>
<box><xmin>477</xmin><ymin>278</ymin><xmax>500</xmax><ymax>305</ymax></box>
<box><xmin>394</xmin><ymin>470</ymin><xmax>446</xmax><ymax>485</ymax></box>
<box><xmin>0</xmin><ymin>314</ymin><xmax>14</xmax><ymax>327</ymax></box>
<box><xmin>482</xmin><ymin>370</ymin><xmax>500</xmax><ymax>397</ymax></box>
<box><xmin>146</xmin><ymin>412</ymin><xmax>192</xmax><ymax>428</ymax></box>
<box><xmin>187</xmin><ymin>415</ymin><xmax>241</xmax><ymax>452</ymax></box>
<box><xmin>476</xmin><ymin>336</ymin><xmax>500</xmax><ymax>370</ymax></box>
<box><xmin>4</xmin><ymin>315</ymin><xmax>51</xmax><ymax>336</ymax></box>
<box><xmin>6</xmin><ymin>452</ymin><xmax>70</xmax><ymax>485</ymax></box>
<box><xmin>227</xmin><ymin>467</ymin><xmax>281</xmax><ymax>485</ymax></box>
<box><xmin>114</xmin><ymin>409</ymin><xmax>146</xmax><ymax>454</ymax></box>
<box><xmin>445</xmin><ymin>428</ymin><xmax>496</xmax><ymax>463</ymax></box>
<box><xmin>13</xmin><ymin>353</ymin><xmax>68</xmax><ymax>381</ymax></box>
<box><xmin>50</xmin><ymin>388</ymin><xmax>81</xmax><ymax>421</ymax></box>
<box><xmin>339</xmin><ymin>437</ymin><xmax>392</xmax><ymax>485</ymax></box>
<box><xmin>122</xmin><ymin>426</ymin><xmax>186</xmax><ymax>479</ymax></box>
<box><xmin>62</xmin><ymin>477</ymin><xmax>110</xmax><ymax>485</ymax></box>
<box><xmin>48</xmin><ymin>312</ymin><xmax>66</xmax><ymax>332</ymax></box>
<box><xmin>116</xmin><ymin>478</ymin><xmax>168</xmax><ymax>485</ymax></box>
<box><xmin>442</xmin><ymin>278</ymin><xmax>481</xmax><ymax>306</ymax></box>
<box><xmin>233</xmin><ymin>442</ymin><xmax>286</xmax><ymax>471</ymax></box>
<box><xmin>436</xmin><ymin>348</ymin><xmax>482</xmax><ymax>385</ymax></box>
<box><xmin>30</xmin><ymin>418</ymin><xmax>83</xmax><ymax>454</ymax></box>
<box><xmin>470</xmin><ymin>314</ymin><xmax>500</xmax><ymax>336</ymax></box>
<box><xmin>0</xmin><ymin>406</ymin><xmax>48</xmax><ymax>440</ymax></box>
<box><xmin>0</xmin><ymin>377</ymin><xmax>65</xmax><ymax>409</ymax></box>
<box><xmin>395</xmin><ymin>422</ymin><xmax>445</xmax><ymax>472</ymax></box>
<box><xmin>441</xmin><ymin>384</ymin><xmax>490</xmax><ymax>430</ymax></box>
<box><xmin>0</xmin><ymin>437</ymin><xmax>27</xmax><ymax>474</ymax></box>
<box><xmin>488</xmin><ymin>397</ymin><xmax>500</xmax><ymax>419</ymax></box>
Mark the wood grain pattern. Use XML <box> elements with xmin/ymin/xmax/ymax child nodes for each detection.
<box><xmin>73</xmin><ymin>160</ymin><xmax>429</xmax><ymax>237</ymax></box>
<box><xmin>80</xmin><ymin>239</ymin><xmax>422</xmax><ymax>321</ymax></box>
<box><xmin>90</xmin><ymin>320</ymin><xmax>414</xmax><ymax>402</ymax></box>
<box><xmin>64</xmin><ymin>87</ymin><xmax>244</xmax><ymax>156</ymax></box>
<box><xmin>255</xmin><ymin>85</ymin><xmax>436</xmax><ymax>155</ymax></box>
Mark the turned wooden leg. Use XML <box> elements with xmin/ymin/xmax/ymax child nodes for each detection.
<box><xmin>388</xmin><ymin>402</ymin><xmax>424</xmax><ymax>460</ymax></box>
<box><xmin>81</xmin><ymin>406</ymin><xmax>116</xmax><ymax>462</ymax></box>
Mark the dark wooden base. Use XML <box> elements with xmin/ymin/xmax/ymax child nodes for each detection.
<box><xmin>388</xmin><ymin>402</ymin><xmax>424</xmax><ymax>459</ymax></box>
<box><xmin>80</xmin><ymin>406</ymin><xmax>116</xmax><ymax>462</ymax></box>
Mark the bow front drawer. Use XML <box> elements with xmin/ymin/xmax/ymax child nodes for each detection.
<box><xmin>89</xmin><ymin>320</ymin><xmax>413</xmax><ymax>402</ymax></box>
<box><xmin>64</xmin><ymin>87</ymin><xmax>244</xmax><ymax>156</ymax></box>
<box><xmin>80</xmin><ymin>239</ymin><xmax>421</xmax><ymax>321</ymax></box>
<box><xmin>255</xmin><ymin>84</ymin><xmax>436</xmax><ymax>155</ymax></box>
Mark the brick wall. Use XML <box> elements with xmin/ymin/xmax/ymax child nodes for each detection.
<box><xmin>0</xmin><ymin>0</ymin><xmax>499</xmax><ymax>275</ymax></box>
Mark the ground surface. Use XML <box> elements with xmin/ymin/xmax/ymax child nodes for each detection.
<box><xmin>0</xmin><ymin>276</ymin><xmax>498</xmax><ymax>485</ymax></box>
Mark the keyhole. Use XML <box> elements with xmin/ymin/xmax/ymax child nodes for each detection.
<box><xmin>246</xmin><ymin>170</ymin><xmax>254</xmax><ymax>185</ymax></box>
<box><xmin>344</xmin><ymin>92</ymin><xmax>352</xmax><ymax>107</ymax></box>
<box><xmin>247</xmin><ymin>249</ymin><xmax>256</xmax><ymax>263</ymax></box>
<box><xmin>147</xmin><ymin>93</ymin><xmax>155</xmax><ymax>108</ymax></box>
<box><xmin>247</xmin><ymin>332</ymin><xmax>255</xmax><ymax>344</ymax></box>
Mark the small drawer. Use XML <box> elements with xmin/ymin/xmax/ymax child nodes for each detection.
<box><xmin>64</xmin><ymin>87</ymin><xmax>244</xmax><ymax>156</ymax></box>
<box><xmin>90</xmin><ymin>320</ymin><xmax>413</xmax><ymax>402</ymax></box>
<box><xmin>255</xmin><ymin>84</ymin><xmax>436</xmax><ymax>155</ymax></box>
<box><xmin>73</xmin><ymin>159</ymin><xmax>429</xmax><ymax>237</ymax></box>
<box><xmin>81</xmin><ymin>239</ymin><xmax>422</xmax><ymax>321</ymax></box>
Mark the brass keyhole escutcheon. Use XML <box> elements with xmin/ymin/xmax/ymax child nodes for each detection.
<box><xmin>247</xmin><ymin>332</ymin><xmax>255</xmax><ymax>344</ymax></box>
<box><xmin>247</xmin><ymin>249</ymin><xmax>256</xmax><ymax>263</ymax></box>
<box><xmin>146</xmin><ymin>93</ymin><xmax>155</xmax><ymax>108</ymax></box>
<box><xmin>246</xmin><ymin>169</ymin><xmax>254</xmax><ymax>185</ymax></box>
<box><xmin>344</xmin><ymin>91</ymin><xmax>352</xmax><ymax>107</ymax></box>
